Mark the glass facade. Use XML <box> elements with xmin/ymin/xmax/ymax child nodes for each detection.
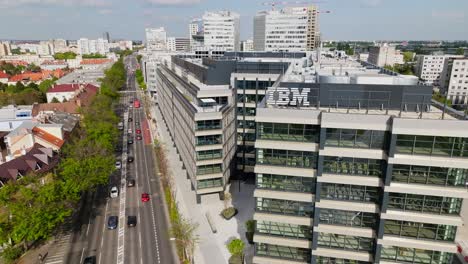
<box><xmin>316</xmin><ymin>257</ymin><xmax>370</xmax><ymax>264</ymax></box>
<box><xmin>320</xmin><ymin>183</ymin><xmax>380</xmax><ymax>203</ymax></box>
<box><xmin>256</xmin><ymin>220</ymin><xmax>312</xmax><ymax>239</ymax></box>
<box><xmin>381</xmin><ymin>246</ymin><xmax>453</xmax><ymax>264</ymax></box>
<box><xmin>323</xmin><ymin>156</ymin><xmax>384</xmax><ymax>177</ymax></box>
<box><xmin>257</xmin><ymin>122</ymin><xmax>319</xmax><ymax>143</ymax></box>
<box><xmin>197</xmin><ymin>178</ymin><xmax>222</xmax><ymax>189</ymax></box>
<box><xmin>236</xmin><ymin>80</ymin><xmax>273</xmax><ymax>90</ymax></box>
<box><xmin>238</xmin><ymin>120</ymin><xmax>256</xmax><ymax>129</ymax></box>
<box><xmin>196</xmin><ymin>164</ymin><xmax>222</xmax><ymax>175</ymax></box>
<box><xmin>196</xmin><ymin>135</ymin><xmax>222</xmax><ymax>146</ymax></box>
<box><xmin>392</xmin><ymin>164</ymin><xmax>468</xmax><ymax>187</ymax></box>
<box><xmin>237</xmin><ymin>132</ymin><xmax>256</xmax><ymax>142</ymax></box>
<box><xmin>325</xmin><ymin>128</ymin><xmax>387</xmax><ymax>149</ymax></box>
<box><xmin>255</xmin><ymin>243</ymin><xmax>311</xmax><ymax>262</ymax></box>
<box><xmin>255</xmin><ymin>197</ymin><xmax>314</xmax><ymax>217</ymax></box>
<box><xmin>383</xmin><ymin>220</ymin><xmax>456</xmax><ymax>241</ymax></box>
<box><xmin>237</xmin><ymin>107</ymin><xmax>256</xmax><ymax>116</ymax></box>
<box><xmin>238</xmin><ymin>94</ymin><xmax>265</xmax><ymax>103</ymax></box>
<box><xmin>256</xmin><ymin>174</ymin><xmax>315</xmax><ymax>193</ymax></box>
<box><xmin>387</xmin><ymin>193</ymin><xmax>462</xmax><ymax>215</ymax></box>
<box><xmin>196</xmin><ymin>149</ymin><xmax>222</xmax><ymax>160</ymax></box>
<box><xmin>318</xmin><ymin>209</ymin><xmax>377</xmax><ymax>228</ymax></box>
<box><xmin>196</xmin><ymin>119</ymin><xmax>221</xmax><ymax>130</ymax></box>
<box><xmin>317</xmin><ymin>233</ymin><xmax>374</xmax><ymax>252</ymax></box>
<box><xmin>257</xmin><ymin>149</ymin><xmax>317</xmax><ymax>168</ymax></box>
<box><xmin>396</xmin><ymin>135</ymin><xmax>468</xmax><ymax>157</ymax></box>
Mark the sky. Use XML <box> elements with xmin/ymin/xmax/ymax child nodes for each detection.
<box><xmin>0</xmin><ymin>0</ymin><xmax>467</xmax><ymax>41</ymax></box>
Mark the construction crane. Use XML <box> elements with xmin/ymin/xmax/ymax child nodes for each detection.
<box><xmin>262</xmin><ymin>1</ymin><xmax>328</xmax><ymax>10</ymax></box>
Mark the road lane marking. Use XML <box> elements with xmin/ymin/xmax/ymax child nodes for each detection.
<box><xmin>80</xmin><ymin>248</ymin><xmax>85</xmax><ymax>264</ymax></box>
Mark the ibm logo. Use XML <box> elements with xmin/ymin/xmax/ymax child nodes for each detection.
<box><xmin>266</xmin><ymin>87</ymin><xmax>311</xmax><ymax>106</ymax></box>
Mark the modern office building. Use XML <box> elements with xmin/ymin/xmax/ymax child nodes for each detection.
<box><xmin>253</xmin><ymin>6</ymin><xmax>319</xmax><ymax>52</ymax></box>
<box><xmin>241</xmin><ymin>39</ymin><xmax>254</xmax><ymax>52</ymax></box>
<box><xmin>250</xmin><ymin>57</ymin><xmax>468</xmax><ymax>264</ymax></box>
<box><xmin>166</xmin><ymin>37</ymin><xmax>190</xmax><ymax>52</ymax></box>
<box><xmin>0</xmin><ymin>41</ymin><xmax>12</xmax><ymax>57</ymax></box>
<box><xmin>145</xmin><ymin>27</ymin><xmax>167</xmax><ymax>51</ymax></box>
<box><xmin>202</xmin><ymin>11</ymin><xmax>240</xmax><ymax>51</ymax></box>
<box><xmin>189</xmin><ymin>19</ymin><xmax>205</xmax><ymax>51</ymax></box>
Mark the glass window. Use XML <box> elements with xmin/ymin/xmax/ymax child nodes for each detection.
<box><xmin>319</xmin><ymin>209</ymin><xmax>377</xmax><ymax>228</ymax></box>
<box><xmin>257</xmin><ymin>149</ymin><xmax>317</xmax><ymax>168</ymax></box>
<box><xmin>256</xmin><ymin>221</ymin><xmax>312</xmax><ymax>239</ymax></box>
<box><xmin>323</xmin><ymin>156</ymin><xmax>384</xmax><ymax>177</ymax></box>
<box><xmin>325</xmin><ymin>129</ymin><xmax>387</xmax><ymax>149</ymax></box>
<box><xmin>196</xmin><ymin>135</ymin><xmax>222</xmax><ymax>146</ymax></box>
<box><xmin>196</xmin><ymin>164</ymin><xmax>222</xmax><ymax>175</ymax></box>
<box><xmin>387</xmin><ymin>193</ymin><xmax>462</xmax><ymax>215</ymax></box>
<box><xmin>257</xmin><ymin>122</ymin><xmax>319</xmax><ymax>143</ymax></box>
<box><xmin>381</xmin><ymin>246</ymin><xmax>454</xmax><ymax>264</ymax></box>
<box><xmin>255</xmin><ymin>197</ymin><xmax>314</xmax><ymax>217</ymax></box>
<box><xmin>316</xmin><ymin>257</ymin><xmax>370</xmax><ymax>264</ymax></box>
<box><xmin>255</xmin><ymin>243</ymin><xmax>311</xmax><ymax>262</ymax></box>
<box><xmin>392</xmin><ymin>164</ymin><xmax>468</xmax><ymax>187</ymax></box>
<box><xmin>396</xmin><ymin>135</ymin><xmax>468</xmax><ymax>158</ymax></box>
<box><xmin>196</xmin><ymin>119</ymin><xmax>221</xmax><ymax>130</ymax></box>
<box><xmin>197</xmin><ymin>178</ymin><xmax>222</xmax><ymax>189</ymax></box>
<box><xmin>317</xmin><ymin>233</ymin><xmax>374</xmax><ymax>252</ymax></box>
<box><xmin>256</xmin><ymin>174</ymin><xmax>315</xmax><ymax>193</ymax></box>
<box><xmin>320</xmin><ymin>183</ymin><xmax>380</xmax><ymax>203</ymax></box>
<box><xmin>384</xmin><ymin>220</ymin><xmax>456</xmax><ymax>241</ymax></box>
<box><xmin>196</xmin><ymin>149</ymin><xmax>222</xmax><ymax>161</ymax></box>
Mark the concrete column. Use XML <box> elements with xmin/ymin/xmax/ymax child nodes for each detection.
<box><xmin>196</xmin><ymin>194</ymin><xmax>201</xmax><ymax>204</ymax></box>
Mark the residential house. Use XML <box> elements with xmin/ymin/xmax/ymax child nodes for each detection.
<box><xmin>80</xmin><ymin>59</ymin><xmax>113</xmax><ymax>70</ymax></box>
<box><xmin>40</xmin><ymin>60</ymin><xmax>68</xmax><ymax>71</ymax></box>
<box><xmin>0</xmin><ymin>105</ymin><xmax>33</xmax><ymax>132</ymax></box>
<box><xmin>0</xmin><ymin>71</ymin><xmax>9</xmax><ymax>83</ymax></box>
<box><xmin>46</xmin><ymin>83</ymin><xmax>81</xmax><ymax>103</ymax></box>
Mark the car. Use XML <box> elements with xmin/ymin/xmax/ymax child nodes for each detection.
<box><xmin>127</xmin><ymin>179</ymin><xmax>135</xmax><ymax>187</ymax></box>
<box><xmin>127</xmin><ymin>215</ymin><xmax>137</xmax><ymax>227</ymax></box>
<box><xmin>127</xmin><ymin>138</ymin><xmax>134</xmax><ymax>144</ymax></box>
<box><xmin>127</xmin><ymin>156</ymin><xmax>134</xmax><ymax>163</ymax></box>
<box><xmin>128</xmin><ymin>117</ymin><xmax>133</xmax><ymax>122</ymax></box>
<box><xmin>110</xmin><ymin>186</ymin><xmax>119</xmax><ymax>198</ymax></box>
<box><xmin>136</xmin><ymin>129</ymin><xmax>141</xmax><ymax>134</ymax></box>
<box><xmin>107</xmin><ymin>216</ymin><xmax>118</xmax><ymax>229</ymax></box>
<box><xmin>83</xmin><ymin>256</ymin><xmax>96</xmax><ymax>264</ymax></box>
<box><xmin>115</xmin><ymin>161</ymin><xmax>122</xmax><ymax>169</ymax></box>
<box><xmin>136</xmin><ymin>135</ymin><xmax>142</xmax><ymax>140</ymax></box>
<box><xmin>127</xmin><ymin>128</ymin><xmax>133</xmax><ymax>134</ymax></box>
<box><xmin>129</xmin><ymin>104</ymin><xmax>133</xmax><ymax>108</ymax></box>
<box><xmin>135</xmin><ymin>121</ymin><xmax>140</xmax><ymax>126</ymax></box>
<box><xmin>141</xmin><ymin>193</ymin><xmax>150</xmax><ymax>202</ymax></box>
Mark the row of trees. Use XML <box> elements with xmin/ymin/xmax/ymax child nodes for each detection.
<box><xmin>0</xmin><ymin>79</ymin><xmax>56</xmax><ymax>107</ymax></box>
<box><xmin>53</xmin><ymin>52</ymin><xmax>77</xmax><ymax>60</ymax></box>
<box><xmin>82</xmin><ymin>53</ymin><xmax>107</xmax><ymax>59</ymax></box>
<box><xmin>135</xmin><ymin>69</ymin><xmax>146</xmax><ymax>90</ymax></box>
<box><xmin>0</xmin><ymin>58</ymin><xmax>126</xmax><ymax>263</ymax></box>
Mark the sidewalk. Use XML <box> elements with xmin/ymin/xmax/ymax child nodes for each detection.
<box><xmin>150</xmin><ymin>101</ymin><xmax>255</xmax><ymax>264</ymax></box>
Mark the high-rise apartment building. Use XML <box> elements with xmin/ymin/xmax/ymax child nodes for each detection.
<box><xmin>202</xmin><ymin>11</ymin><xmax>240</xmax><ymax>51</ymax></box>
<box><xmin>241</xmin><ymin>40</ymin><xmax>254</xmax><ymax>52</ymax></box>
<box><xmin>189</xmin><ymin>19</ymin><xmax>204</xmax><ymax>51</ymax></box>
<box><xmin>77</xmin><ymin>38</ymin><xmax>109</xmax><ymax>55</ymax></box>
<box><xmin>0</xmin><ymin>41</ymin><xmax>11</xmax><ymax>57</ymax></box>
<box><xmin>368</xmin><ymin>44</ymin><xmax>398</xmax><ymax>67</ymax></box>
<box><xmin>52</xmin><ymin>39</ymin><xmax>68</xmax><ymax>53</ymax></box>
<box><xmin>103</xmin><ymin>32</ymin><xmax>110</xmax><ymax>42</ymax></box>
<box><xmin>253</xmin><ymin>6</ymin><xmax>319</xmax><ymax>52</ymax></box>
<box><xmin>145</xmin><ymin>27</ymin><xmax>167</xmax><ymax>51</ymax></box>
<box><xmin>166</xmin><ymin>37</ymin><xmax>190</xmax><ymax>52</ymax></box>
<box><xmin>415</xmin><ymin>55</ymin><xmax>464</xmax><ymax>87</ymax></box>
<box><xmin>38</xmin><ymin>41</ymin><xmax>54</xmax><ymax>56</ymax></box>
<box><xmin>152</xmin><ymin>52</ymin><xmax>467</xmax><ymax>264</ymax></box>
<box><xmin>441</xmin><ymin>57</ymin><xmax>468</xmax><ymax>105</ymax></box>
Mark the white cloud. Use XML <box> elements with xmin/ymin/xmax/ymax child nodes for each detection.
<box><xmin>144</xmin><ymin>0</ymin><xmax>201</xmax><ymax>6</ymax></box>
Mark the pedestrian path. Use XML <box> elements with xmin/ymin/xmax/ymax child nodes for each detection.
<box><xmin>43</xmin><ymin>222</ymin><xmax>73</xmax><ymax>264</ymax></box>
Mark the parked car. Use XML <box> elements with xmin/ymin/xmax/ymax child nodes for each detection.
<box><xmin>136</xmin><ymin>129</ymin><xmax>141</xmax><ymax>134</ymax></box>
<box><xmin>83</xmin><ymin>256</ymin><xmax>96</xmax><ymax>264</ymax></box>
<box><xmin>136</xmin><ymin>135</ymin><xmax>142</xmax><ymax>141</ymax></box>
<box><xmin>127</xmin><ymin>128</ymin><xmax>133</xmax><ymax>134</ymax></box>
<box><xmin>141</xmin><ymin>193</ymin><xmax>150</xmax><ymax>202</ymax></box>
<box><xmin>135</xmin><ymin>121</ymin><xmax>140</xmax><ymax>127</ymax></box>
<box><xmin>110</xmin><ymin>186</ymin><xmax>119</xmax><ymax>198</ymax></box>
<box><xmin>107</xmin><ymin>216</ymin><xmax>118</xmax><ymax>229</ymax></box>
<box><xmin>115</xmin><ymin>161</ymin><xmax>122</xmax><ymax>169</ymax></box>
<box><xmin>127</xmin><ymin>215</ymin><xmax>137</xmax><ymax>227</ymax></box>
<box><xmin>128</xmin><ymin>138</ymin><xmax>134</xmax><ymax>144</ymax></box>
<box><xmin>128</xmin><ymin>117</ymin><xmax>133</xmax><ymax>122</ymax></box>
<box><xmin>127</xmin><ymin>179</ymin><xmax>135</xmax><ymax>187</ymax></box>
<box><xmin>127</xmin><ymin>156</ymin><xmax>134</xmax><ymax>163</ymax></box>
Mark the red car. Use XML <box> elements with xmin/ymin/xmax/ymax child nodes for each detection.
<box><xmin>136</xmin><ymin>129</ymin><xmax>141</xmax><ymax>134</ymax></box>
<box><xmin>141</xmin><ymin>193</ymin><xmax>150</xmax><ymax>202</ymax></box>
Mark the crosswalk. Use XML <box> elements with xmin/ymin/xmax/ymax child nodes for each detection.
<box><xmin>44</xmin><ymin>222</ymin><xmax>73</xmax><ymax>264</ymax></box>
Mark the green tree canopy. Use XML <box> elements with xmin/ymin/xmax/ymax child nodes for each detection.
<box><xmin>53</xmin><ymin>52</ymin><xmax>77</xmax><ymax>60</ymax></box>
<box><xmin>227</xmin><ymin>239</ymin><xmax>245</xmax><ymax>257</ymax></box>
<box><xmin>82</xmin><ymin>53</ymin><xmax>107</xmax><ymax>59</ymax></box>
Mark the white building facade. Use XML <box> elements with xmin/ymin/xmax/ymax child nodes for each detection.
<box><xmin>253</xmin><ymin>6</ymin><xmax>318</xmax><ymax>52</ymax></box>
<box><xmin>145</xmin><ymin>27</ymin><xmax>167</xmax><ymax>51</ymax></box>
<box><xmin>443</xmin><ymin>58</ymin><xmax>468</xmax><ymax>105</ymax></box>
<box><xmin>241</xmin><ymin>39</ymin><xmax>254</xmax><ymax>51</ymax></box>
<box><xmin>415</xmin><ymin>55</ymin><xmax>464</xmax><ymax>87</ymax></box>
<box><xmin>77</xmin><ymin>38</ymin><xmax>109</xmax><ymax>55</ymax></box>
<box><xmin>368</xmin><ymin>44</ymin><xmax>397</xmax><ymax>67</ymax></box>
<box><xmin>203</xmin><ymin>11</ymin><xmax>240</xmax><ymax>51</ymax></box>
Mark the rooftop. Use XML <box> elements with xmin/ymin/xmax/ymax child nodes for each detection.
<box><xmin>47</xmin><ymin>83</ymin><xmax>81</xmax><ymax>93</ymax></box>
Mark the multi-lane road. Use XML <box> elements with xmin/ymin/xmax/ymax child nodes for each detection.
<box><xmin>63</xmin><ymin>55</ymin><xmax>175</xmax><ymax>264</ymax></box>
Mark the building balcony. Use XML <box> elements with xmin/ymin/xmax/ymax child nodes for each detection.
<box><xmin>321</xmin><ymin>147</ymin><xmax>387</xmax><ymax>160</ymax></box>
<box><xmin>313</xmin><ymin>247</ymin><xmax>373</xmax><ymax>263</ymax></box>
<box><xmin>381</xmin><ymin>209</ymin><xmax>463</xmax><ymax>226</ymax></box>
<box><xmin>316</xmin><ymin>224</ymin><xmax>375</xmax><ymax>239</ymax></box>
<box><xmin>195</xmin><ymin>144</ymin><xmax>223</xmax><ymax>151</ymax></box>
<box><xmin>319</xmin><ymin>173</ymin><xmax>383</xmax><ymax>187</ymax></box>
<box><xmin>254</xmin><ymin>164</ymin><xmax>316</xmax><ymax>178</ymax></box>
<box><xmin>194</xmin><ymin>129</ymin><xmax>223</xmax><ymax>137</ymax></box>
<box><xmin>252</xmin><ymin>256</ymin><xmax>307</xmax><ymax>264</ymax></box>
<box><xmin>254</xmin><ymin>189</ymin><xmax>314</xmax><ymax>203</ymax></box>
<box><xmin>378</xmin><ymin>236</ymin><xmax>457</xmax><ymax>253</ymax></box>
<box><xmin>316</xmin><ymin>200</ymin><xmax>379</xmax><ymax>214</ymax></box>
<box><xmin>386</xmin><ymin>182</ymin><xmax>468</xmax><ymax>199</ymax></box>
<box><xmin>254</xmin><ymin>212</ymin><xmax>313</xmax><ymax>227</ymax></box>
<box><xmin>389</xmin><ymin>154</ymin><xmax>468</xmax><ymax>169</ymax></box>
<box><xmin>254</xmin><ymin>234</ymin><xmax>311</xmax><ymax>249</ymax></box>
<box><xmin>255</xmin><ymin>139</ymin><xmax>319</xmax><ymax>152</ymax></box>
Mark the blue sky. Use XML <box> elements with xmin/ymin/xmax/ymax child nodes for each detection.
<box><xmin>0</xmin><ymin>0</ymin><xmax>466</xmax><ymax>41</ymax></box>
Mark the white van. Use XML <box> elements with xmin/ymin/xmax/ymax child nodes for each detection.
<box><xmin>110</xmin><ymin>186</ymin><xmax>119</xmax><ymax>198</ymax></box>
<box><xmin>118</xmin><ymin>122</ymin><xmax>124</xmax><ymax>130</ymax></box>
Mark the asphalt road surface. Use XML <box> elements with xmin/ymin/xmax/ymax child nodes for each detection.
<box><xmin>64</xmin><ymin>55</ymin><xmax>175</xmax><ymax>264</ymax></box>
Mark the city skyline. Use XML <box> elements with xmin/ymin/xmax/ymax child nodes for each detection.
<box><xmin>0</xmin><ymin>0</ymin><xmax>467</xmax><ymax>41</ymax></box>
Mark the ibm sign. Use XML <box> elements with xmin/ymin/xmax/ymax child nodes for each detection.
<box><xmin>266</xmin><ymin>87</ymin><xmax>311</xmax><ymax>106</ymax></box>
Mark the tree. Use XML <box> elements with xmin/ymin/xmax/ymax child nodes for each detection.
<box><xmin>51</xmin><ymin>97</ymin><xmax>60</xmax><ymax>103</ymax></box>
<box><xmin>456</xmin><ymin>47</ymin><xmax>465</xmax><ymax>55</ymax></box>
<box><xmin>53</xmin><ymin>52</ymin><xmax>77</xmax><ymax>60</ymax></box>
<box><xmin>170</xmin><ymin>216</ymin><xmax>199</xmax><ymax>263</ymax></box>
<box><xmin>26</xmin><ymin>63</ymin><xmax>41</xmax><ymax>72</ymax></box>
<box><xmin>82</xmin><ymin>53</ymin><xmax>107</xmax><ymax>59</ymax></box>
<box><xmin>403</xmin><ymin>51</ymin><xmax>415</xmax><ymax>63</ymax></box>
<box><xmin>39</xmin><ymin>79</ymin><xmax>55</xmax><ymax>93</ymax></box>
<box><xmin>227</xmin><ymin>238</ymin><xmax>245</xmax><ymax>263</ymax></box>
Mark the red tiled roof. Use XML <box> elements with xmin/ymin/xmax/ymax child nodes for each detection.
<box><xmin>32</xmin><ymin>127</ymin><xmax>65</xmax><ymax>149</ymax></box>
<box><xmin>8</xmin><ymin>69</ymin><xmax>67</xmax><ymax>83</ymax></box>
<box><xmin>0</xmin><ymin>71</ymin><xmax>9</xmax><ymax>78</ymax></box>
<box><xmin>47</xmin><ymin>84</ymin><xmax>80</xmax><ymax>93</ymax></box>
<box><xmin>80</xmin><ymin>59</ymin><xmax>112</xmax><ymax>65</ymax></box>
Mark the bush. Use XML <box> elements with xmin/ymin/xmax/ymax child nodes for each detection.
<box><xmin>245</xmin><ymin>220</ymin><xmax>255</xmax><ymax>233</ymax></box>
<box><xmin>227</xmin><ymin>238</ymin><xmax>244</xmax><ymax>263</ymax></box>
<box><xmin>1</xmin><ymin>246</ymin><xmax>24</xmax><ymax>263</ymax></box>
<box><xmin>221</xmin><ymin>207</ymin><xmax>237</xmax><ymax>220</ymax></box>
